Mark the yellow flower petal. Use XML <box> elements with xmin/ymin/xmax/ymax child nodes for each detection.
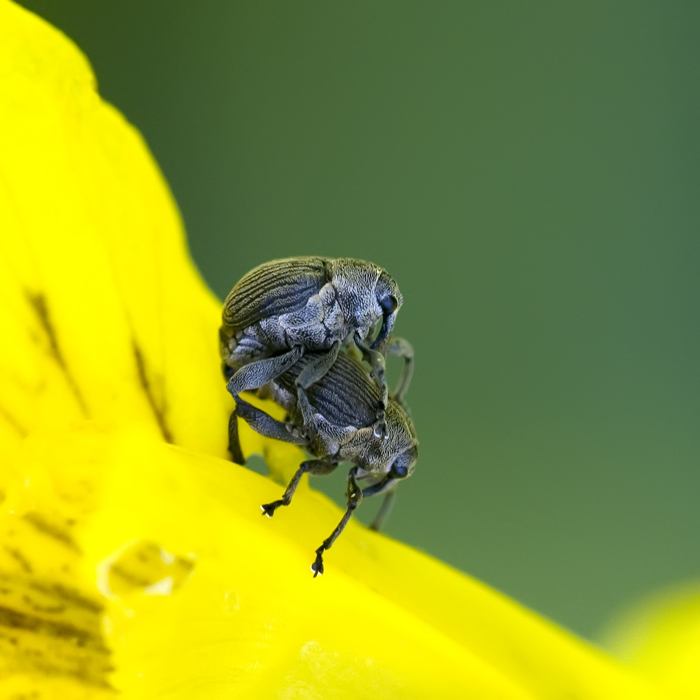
<box><xmin>602</xmin><ymin>582</ymin><xmax>700</xmax><ymax>697</ymax></box>
<box><xmin>0</xmin><ymin>0</ymin><xmax>298</xmax><ymax>485</ymax></box>
<box><xmin>3</xmin><ymin>424</ymin><xmax>667</xmax><ymax>699</ymax></box>
<box><xmin>0</xmin><ymin>0</ymin><xmax>220</xmax><ymax>449</ymax></box>
<box><xmin>0</xmin><ymin>1</ymin><xmax>674</xmax><ymax>697</ymax></box>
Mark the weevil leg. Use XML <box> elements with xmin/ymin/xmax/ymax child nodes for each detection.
<box><xmin>295</xmin><ymin>340</ymin><xmax>341</xmax><ymax>389</ymax></box>
<box><xmin>261</xmin><ymin>458</ymin><xmax>337</xmax><ymax>517</ymax></box>
<box><xmin>383</xmin><ymin>336</ymin><xmax>414</xmax><ymax>406</ymax></box>
<box><xmin>369</xmin><ymin>488</ymin><xmax>398</xmax><ymax>532</ymax></box>
<box><xmin>235</xmin><ymin>396</ymin><xmax>308</xmax><ymax>446</ymax></box>
<box><xmin>311</xmin><ymin>466</ymin><xmax>363</xmax><ymax>577</ymax></box>
<box><xmin>354</xmin><ymin>335</ymin><xmax>387</xmax><ymax>393</ymax></box>
<box><xmin>361</xmin><ymin>475</ymin><xmax>397</xmax><ymax>499</ymax></box>
<box><xmin>220</xmin><ymin>328</ymin><xmax>269</xmax><ymax>379</ymax></box>
<box><xmin>354</xmin><ymin>334</ymin><xmax>388</xmax><ymax>440</ymax></box>
<box><xmin>294</xmin><ymin>342</ymin><xmax>341</xmax><ymax>440</ymax></box>
<box><xmin>228</xmin><ymin>410</ymin><xmax>246</xmax><ymax>465</ymax></box>
<box><xmin>219</xmin><ymin>326</ymin><xmax>235</xmax><ymax>378</ymax></box>
<box><xmin>296</xmin><ymin>386</ymin><xmax>320</xmax><ymax>440</ymax></box>
<box><xmin>226</xmin><ymin>345</ymin><xmax>304</xmax><ymax>396</ymax></box>
<box><xmin>361</xmin><ymin>475</ymin><xmax>399</xmax><ymax>531</ymax></box>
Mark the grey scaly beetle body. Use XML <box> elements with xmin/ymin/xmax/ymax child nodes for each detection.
<box><xmin>220</xmin><ymin>257</ymin><xmax>412</xmax><ymax>437</ymax></box>
<box><xmin>228</xmin><ymin>350</ymin><xmax>418</xmax><ymax>576</ymax></box>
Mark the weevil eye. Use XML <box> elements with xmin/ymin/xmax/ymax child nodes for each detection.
<box><xmin>390</xmin><ymin>446</ymin><xmax>417</xmax><ymax>479</ymax></box>
<box><xmin>392</xmin><ymin>465</ymin><xmax>409</xmax><ymax>478</ymax></box>
<box><xmin>380</xmin><ymin>295</ymin><xmax>398</xmax><ymax>314</ymax></box>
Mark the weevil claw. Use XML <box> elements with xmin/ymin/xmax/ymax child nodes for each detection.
<box><xmin>261</xmin><ymin>503</ymin><xmax>277</xmax><ymax>518</ymax></box>
<box><xmin>311</xmin><ymin>556</ymin><xmax>324</xmax><ymax>577</ymax></box>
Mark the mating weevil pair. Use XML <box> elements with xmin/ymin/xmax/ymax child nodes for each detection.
<box><xmin>220</xmin><ymin>256</ymin><xmax>417</xmax><ymax>576</ymax></box>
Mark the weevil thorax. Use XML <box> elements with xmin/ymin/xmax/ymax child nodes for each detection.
<box><xmin>328</xmin><ymin>259</ymin><xmax>402</xmax><ymax>344</ymax></box>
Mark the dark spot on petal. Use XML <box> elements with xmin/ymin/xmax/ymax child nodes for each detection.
<box><xmin>22</xmin><ymin>512</ymin><xmax>80</xmax><ymax>553</ymax></box>
<box><xmin>22</xmin><ymin>595</ymin><xmax>65</xmax><ymax>615</ymax></box>
<box><xmin>3</xmin><ymin>546</ymin><xmax>33</xmax><ymax>574</ymax></box>
<box><xmin>0</xmin><ymin>605</ymin><xmax>112</xmax><ymax>687</ymax></box>
<box><xmin>28</xmin><ymin>582</ymin><xmax>104</xmax><ymax>615</ymax></box>
<box><xmin>0</xmin><ymin>404</ymin><xmax>28</xmax><ymax>438</ymax></box>
<box><xmin>25</xmin><ymin>291</ymin><xmax>88</xmax><ymax>416</ymax></box>
<box><xmin>132</xmin><ymin>342</ymin><xmax>173</xmax><ymax>443</ymax></box>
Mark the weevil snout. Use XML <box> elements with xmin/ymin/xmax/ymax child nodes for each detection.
<box><xmin>371</xmin><ymin>271</ymin><xmax>403</xmax><ymax>351</ymax></box>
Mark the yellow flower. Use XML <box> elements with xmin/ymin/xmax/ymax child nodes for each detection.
<box><xmin>602</xmin><ymin>581</ymin><xmax>700</xmax><ymax>698</ymax></box>
<box><xmin>0</xmin><ymin>1</ymin><xmax>684</xmax><ymax>697</ymax></box>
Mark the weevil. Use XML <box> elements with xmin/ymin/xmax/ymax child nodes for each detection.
<box><xmin>227</xmin><ymin>348</ymin><xmax>418</xmax><ymax>576</ymax></box>
<box><xmin>220</xmin><ymin>257</ymin><xmax>413</xmax><ymax>437</ymax></box>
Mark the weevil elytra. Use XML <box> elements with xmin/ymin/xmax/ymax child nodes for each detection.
<box><xmin>220</xmin><ymin>257</ymin><xmax>413</xmax><ymax>437</ymax></box>
<box><xmin>227</xmin><ymin>350</ymin><xmax>418</xmax><ymax>576</ymax></box>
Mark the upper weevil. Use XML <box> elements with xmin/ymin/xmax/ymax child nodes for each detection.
<box><xmin>220</xmin><ymin>257</ymin><xmax>412</xmax><ymax>437</ymax></box>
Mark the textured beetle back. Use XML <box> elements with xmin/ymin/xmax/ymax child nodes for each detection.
<box><xmin>222</xmin><ymin>257</ymin><xmax>329</xmax><ymax>331</ymax></box>
<box><xmin>278</xmin><ymin>352</ymin><xmax>382</xmax><ymax>429</ymax></box>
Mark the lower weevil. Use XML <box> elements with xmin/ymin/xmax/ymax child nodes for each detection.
<box><xmin>227</xmin><ymin>350</ymin><xmax>418</xmax><ymax>576</ymax></box>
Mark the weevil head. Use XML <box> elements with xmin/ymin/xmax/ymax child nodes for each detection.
<box><xmin>380</xmin><ymin>399</ymin><xmax>417</xmax><ymax>478</ymax></box>
<box><xmin>388</xmin><ymin>443</ymin><xmax>418</xmax><ymax>480</ymax></box>
<box><xmin>328</xmin><ymin>259</ymin><xmax>402</xmax><ymax>346</ymax></box>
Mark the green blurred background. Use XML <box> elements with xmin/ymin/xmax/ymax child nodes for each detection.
<box><xmin>18</xmin><ymin>0</ymin><xmax>700</xmax><ymax>640</ymax></box>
